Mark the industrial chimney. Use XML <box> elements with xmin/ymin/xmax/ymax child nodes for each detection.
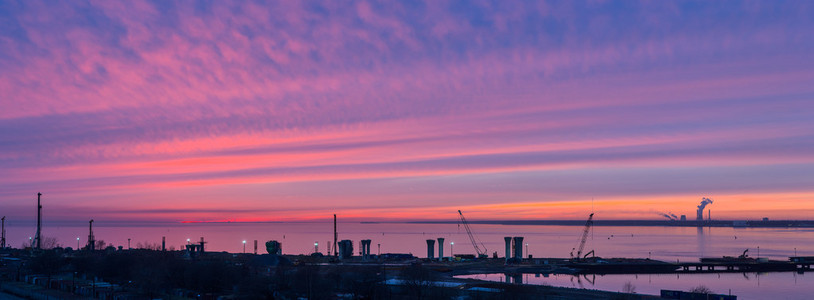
<box><xmin>696</xmin><ymin>197</ymin><xmax>713</xmax><ymax>221</ymax></box>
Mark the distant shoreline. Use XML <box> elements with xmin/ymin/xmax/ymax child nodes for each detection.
<box><xmin>402</xmin><ymin>219</ymin><xmax>814</xmax><ymax>228</ymax></box>
<box><xmin>5</xmin><ymin>219</ymin><xmax>813</xmax><ymax>228</ymax></box>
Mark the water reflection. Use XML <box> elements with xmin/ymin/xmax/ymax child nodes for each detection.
<box><xmin>697</xmin><ymin>226</ymin><xmax>706</xmax><ymax>258</ymax></box>
<box><xmin>457</xmin><ymin>271</ymin><xmax>811</xmax><ymax>300</ymax></box>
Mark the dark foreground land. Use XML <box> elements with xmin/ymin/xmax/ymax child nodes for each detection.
<box><xmin>0</xmin><ymin>247</ymin><xmax>746</xmax><ymax>300</ymax></box>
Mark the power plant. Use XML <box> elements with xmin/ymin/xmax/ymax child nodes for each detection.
<box><xmin>697</xmin><ymin>197</ymin><xmax>714</xmax><ymax>221</ymax></box>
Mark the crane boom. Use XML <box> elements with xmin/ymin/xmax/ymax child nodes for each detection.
<box><xmin>571</xmin><ymin>213</ymin><xmax>594</xmax><ymax>259</ymax></box>
<box><xmin>458</xmin><ymin>210</ymin><xmax>487</xmax><ymax>257</ymax></box>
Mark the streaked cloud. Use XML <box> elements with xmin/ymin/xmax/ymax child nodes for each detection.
<box><xmin>1</xmin><ymin>0</ymin><xmax>813</xmax><ymax>222</ymax></box>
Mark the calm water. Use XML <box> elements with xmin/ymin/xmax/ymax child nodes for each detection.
<box><xmin>5</xmin><ymin>222</ymin><xmax>814</xmax><ymax>298</ymax></box>
<box><xmin>457</xmin><ymin>272</ymin><xmax>812</xmax><ymax>300</ymax></box>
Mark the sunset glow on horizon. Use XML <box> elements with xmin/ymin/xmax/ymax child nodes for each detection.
<box><xmin>2</xmin><ymin>1</ymin><xmax>814</xmax><ymax>223</ymax></box>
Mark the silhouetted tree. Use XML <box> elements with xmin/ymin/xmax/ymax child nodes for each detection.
<box><xmin>690</xmin><ymin>285</ymin><xmax>713</xmax><ymax>294</ymax></box>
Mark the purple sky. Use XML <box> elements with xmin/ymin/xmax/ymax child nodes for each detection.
<box><xmin>1</xmin><ymin>1</ymin><xmax>814</xmax><ymax>223</ymax></box>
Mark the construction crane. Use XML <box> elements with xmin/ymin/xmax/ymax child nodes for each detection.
<box><xmin>458</xmin><ymin>210</ymin><xmax>488</xmax><ymax>258</ymax></box>
<box><xmin>570</xmin><ymin>213</ymin><xmax>594</xmax><ymax>260</ymax></box>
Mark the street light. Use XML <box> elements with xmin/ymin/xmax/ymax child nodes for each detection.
<box><xmin>77</xmin><ymin>237</ymin><xmax>80</xmax><ymax>249</ymax></box>
<box><xmin>314</xmin><ymin>241</ymin><xmax>319</xmax><ymax>253</ymax></box>
<box><xmin>525</xmin><ymin>243</ymin><xmax>529</xmax><ymax>257</ymax></box>
<box><xmin>243</xmin><ymin>240</ymin><xmax>247</xmax><ymax>253</ymax></box>
<box><xmin>451</xmin><ymin>242</ymin><xmax>454</xmax><ymax>258</ymax></box>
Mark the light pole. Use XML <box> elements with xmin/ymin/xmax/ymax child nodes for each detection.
<box><xmin>451</xmin><ymin>242</ymin><xmax>454</xmax><ymax>258</ymax></box>
<box><xmin>128</xmin><ymin>238</ymin><xmax>131</xmax><ymax>249</ymax></box>
<box><xmin>314</xmin><ymin>241</ymin><xmax>319</xmax><ymax>254</ymax></box>
<box><xmin>525</xmin><ymin>243</ymin><xmax>529</xmax><ymax>258</ymax></box>
<box><xmin>77</xmin><ymin>237</ymin><xmax>80</xmax><ymax>249</ymax></box>
<box><xmin>243</xmin><ymin>240</ymin><xmax>247</xmax><ymax>253</ymax></box>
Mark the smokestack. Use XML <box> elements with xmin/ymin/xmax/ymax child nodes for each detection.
<box><xmin>34</xmin><ymin>193</ymin><xmax>42</xmax><ymax>250</ymax></box>
<box><xmin>333</xmin><ymin>214</ymin><xmax>338</xmax><ymax>257</ymax></box>
<box><xmin>696</xmin><ymin>197</ymin><xmax>714</xmax><ymax>221</ymax></box>
<box><xmin>437</xmin><ymin>238</ymin><xmax>445</xmax><ymax>259</ymax></box>
<box><xmin>504</xmin><ymin>237</ymin><xmax>512</xmax><ymax>262</ymax></box>
<box><xmin>426</xmin><ymin>239</ymin><xmax>435</xmax><ymax>259</ymax></box>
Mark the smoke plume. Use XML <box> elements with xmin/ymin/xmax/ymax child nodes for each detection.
<box><xmin>657</xmin><ymin>212</ymin><xmax>677</xmax><ymax>220</ymax></box>
<box><xmin>696</xmin><ymin>197</ymin><xmax>714</xmax><ymax>221</ymax></box>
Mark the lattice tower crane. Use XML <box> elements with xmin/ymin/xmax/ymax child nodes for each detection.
<box><xmin>458</xmin><ymin>210</ymin><xmax>488</xmax><ymax>258</ymax></box>
<box><xmin>570</xmin><ymin>213</ymin><xmax>594</xmax><ymax>260</ymax></box>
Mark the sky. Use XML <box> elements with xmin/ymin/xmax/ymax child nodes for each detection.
<box><xmin>1</xmin><ymin>0</ymin><xmax>814</xmax><ymax>223</ymax></box>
